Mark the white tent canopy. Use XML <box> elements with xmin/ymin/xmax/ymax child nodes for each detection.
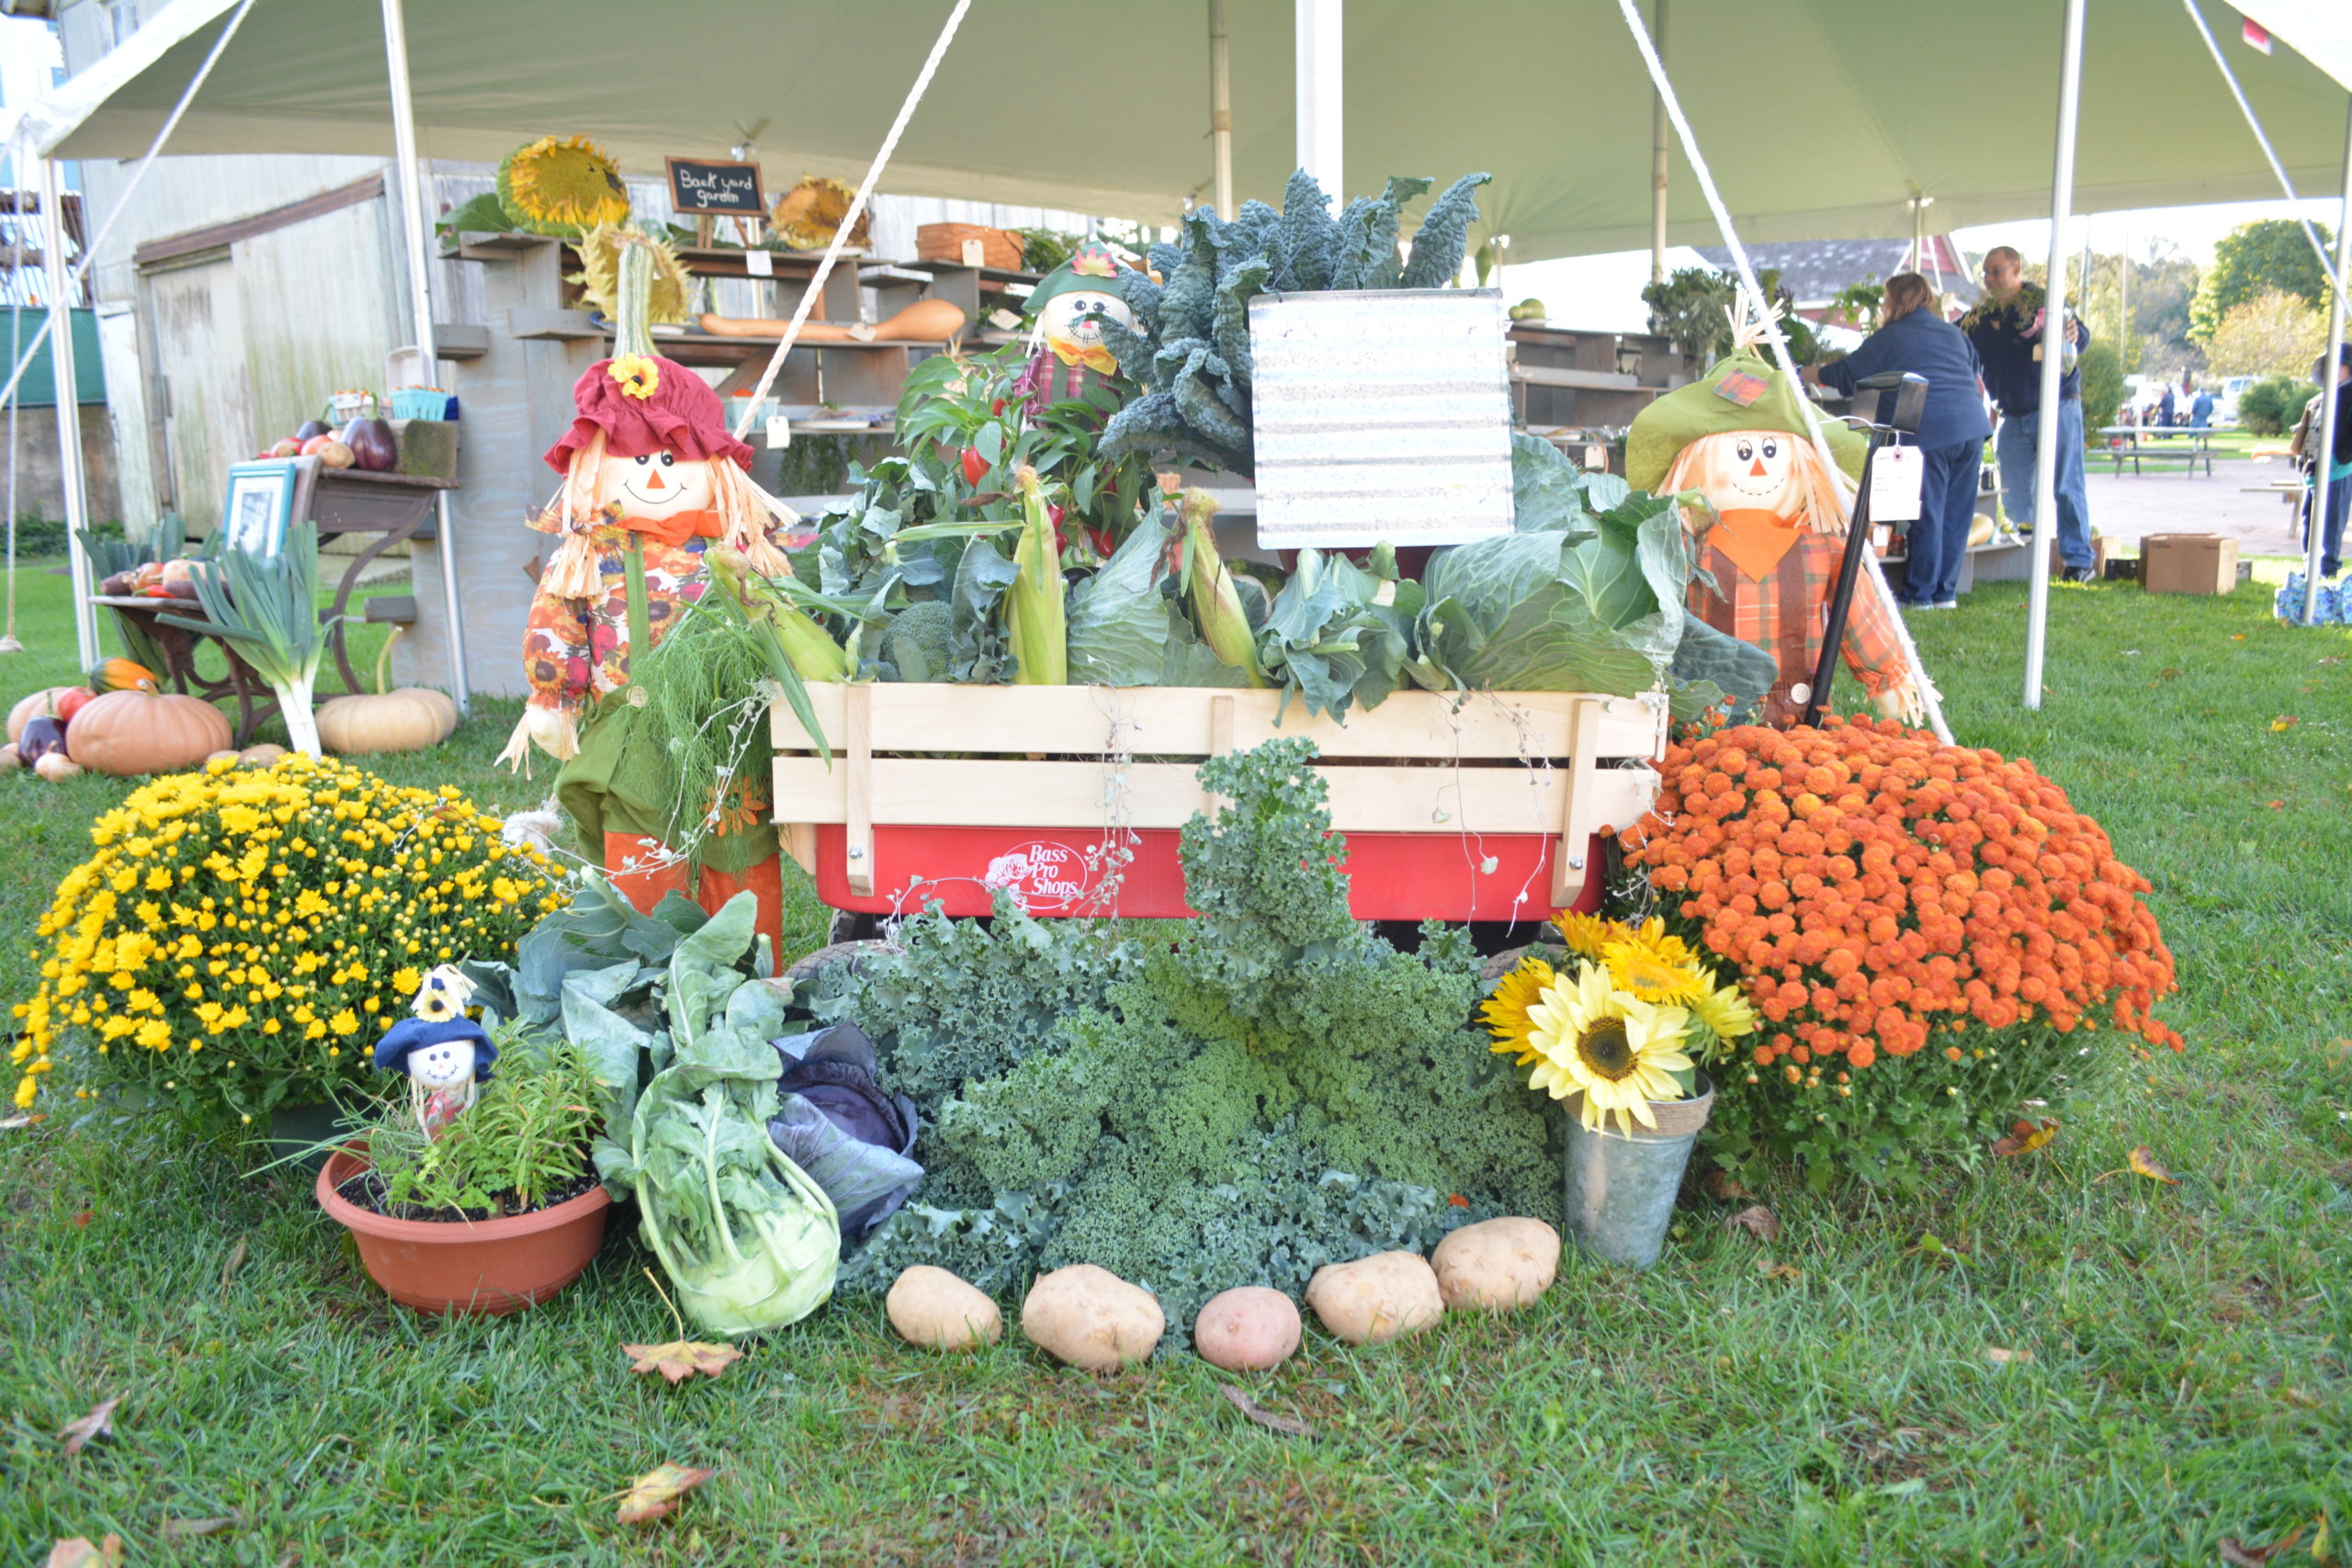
<box><xmin>22</xmin><ymin>0</ymin><xmax>2352</xmax><ymax>263</ymax></box>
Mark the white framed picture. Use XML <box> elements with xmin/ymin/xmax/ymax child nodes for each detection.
<box><xmin>220</xmin><ymin>458</ymin><xmax>307</xmax><ymax>556</ymax></box>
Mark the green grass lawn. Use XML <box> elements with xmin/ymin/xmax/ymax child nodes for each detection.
<box><xmin>2</xmin><ymin>559</ymin><xmax>2348</xmax><ymax>1565</ymax></box>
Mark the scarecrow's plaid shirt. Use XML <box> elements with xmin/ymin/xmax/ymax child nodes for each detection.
<box><xmin>1690</xmin><ymin>529</ymin><xmax>1909</xmax><ymax>727</ymax></box>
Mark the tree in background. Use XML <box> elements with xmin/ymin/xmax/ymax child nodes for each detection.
<box><xmin>2076</xmin><ymin>341</ymin><xmax>2125</xmax><ymax>432</ymax></box>
<box><xmin>2027</xmin><ymin>246</ymin><xmax>2203</xmax><ymax>379</ymax></box>
<box><xmin>2203</xmin><ymin>290</ymin><xmax>2330</xmax><ymax>378</ymax></box>
<box><xmin>2189</xmin><ymin>219</ymin><xmax>2335</xmax><ymax>346</ymax></box>
<box><xmin>2235</xmin><ymin>375</ymin><xmax>2320</xmax><ymax>436</ymax></box>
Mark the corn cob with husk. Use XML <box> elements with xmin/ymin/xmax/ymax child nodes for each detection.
<box><xmin>1178</xmin><ymin>485</ymin><xmax>1267</xmax><ymax>686</ymax></box>
<box><xmin>707</xmin><ymin>544</ymin><xmax>850</xmax><ymax>682</ymax></box>
<box><xmin>1008</xmin><ymin>465</ymin><xmax>1068</xmax><ymax>684</ymax></box>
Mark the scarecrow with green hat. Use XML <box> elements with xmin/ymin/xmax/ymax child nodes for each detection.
<box><xmin>1012</xmin><ymin>241</ymin><xmax>1137</xmax><ymax>407</ymax></box>
<box><xmin>1627</xmin><ymin>335</ymin><xmax>1925</xmax><ymax>728</ymax></box>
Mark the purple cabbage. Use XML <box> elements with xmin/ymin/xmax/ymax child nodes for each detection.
<box><xmin>767</xmin><ymin>1021</ymin><xmax>922</xmax><ymax>1243</ymax></box>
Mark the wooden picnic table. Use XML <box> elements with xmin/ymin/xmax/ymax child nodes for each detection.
<box><xmin>2098</xmin><ymin>424</ymin><xmax>2233</xmax><ymax>478</ymax></box>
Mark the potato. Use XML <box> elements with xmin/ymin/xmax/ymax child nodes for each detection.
<box><xmin>1193</xmin><ymin>1286</ymin><xmax>1300</xmax><ymax>1371</ymax></box>
<box><xmin>886</xmin><ymin>1265</ymin><xmax>1001</xmax><ymax>1351</ymax></box>
<box><xmin>1305</xmin><ymin>1251</ymin><xmax>1444</xmax><ymax>1346</ymax></box>
<box><xmin>1430</xmin><ymin>1217</ymin><xmax>1560</xmax><ymax>1313</ymax></box>
<box><xmin>1020</xmin><ymin>1264</ymin><xmax>1163</xmax><ymax>1371</ymax></box>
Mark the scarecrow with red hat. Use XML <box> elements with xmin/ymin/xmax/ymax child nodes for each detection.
<box><xmin>499</xmin><ymin>342</ymin><xmax>805</xmax><ymax>953</ymax></box>
<box><xmin>502</xmin><ymin>350</ymin><xmax>799</xmax><ymax>765</ymax></box>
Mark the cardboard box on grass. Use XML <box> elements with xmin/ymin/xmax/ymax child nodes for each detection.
<box><xmin>2141</xmin><ymin>534</ymin><xmax>2242</xmax><ymax>595</ymax></box>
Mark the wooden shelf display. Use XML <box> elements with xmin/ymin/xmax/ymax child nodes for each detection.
<box><xmin>1508</xmin><ymin>325</ymin><xmax>1693</xmax><ymax>439</ymax></box>
<box><xmin>769</xmin><ymin>683</ymin><xmax>1666</xmax><ymax>921</ymax></box>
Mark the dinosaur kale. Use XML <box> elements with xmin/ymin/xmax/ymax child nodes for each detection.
<box><xmin>1098</xmin><ymin>171</ymin><xmax>1493</xmax><ymax>478</ymax></box>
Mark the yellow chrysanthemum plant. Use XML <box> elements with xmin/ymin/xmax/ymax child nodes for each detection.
<box><xmin>7</xmin><ymin>756</ymin><xmax>564</xmax><ymax>1127</ymax></box>
<box><xmin>1480</xmin><ymin>911</ymin><xmax>1758</xmax><ymax>1134</ymax></box>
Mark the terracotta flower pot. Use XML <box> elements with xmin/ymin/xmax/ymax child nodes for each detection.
<box><xmin>316</xmin><ymin>1145</ymin><xmax>611</xmax><ymax>1316</ymax></box>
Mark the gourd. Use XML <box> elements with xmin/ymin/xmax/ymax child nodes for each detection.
<box><xmin>85</xmin><ymin>657</ymin><xmax>160</xmax><ymax>694</ymax></box>
<box><xmin>64</xmin><ymin>690</ymin><xmax>233</xmax><ymax>775</ymax></box>
<box><xmin>7</xmin><ymin>686</ymin><xmax>85</xmax><ymax>743</ymax></box>
<box><xmin>317</xmin><ymin>627</ymin><xmax>457</xmax><ymax>754</ymax></box>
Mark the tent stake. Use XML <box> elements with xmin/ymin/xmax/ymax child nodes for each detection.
<box><xmin>2021</xmin><ymin>0</ymin><xmax>2086</xmax><ymax>715</ymax></box>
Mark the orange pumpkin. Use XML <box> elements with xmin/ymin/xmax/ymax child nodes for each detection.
<box><xmin>64</xmin><ymin>690</ymin><xmax>233</xmax><ymax>775</ymax></box>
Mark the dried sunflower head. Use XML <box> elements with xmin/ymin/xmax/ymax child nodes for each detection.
<box><xmin>768</xmin><ymin>175</ymin><xmax>869</xmax><ymax>252</ymax></box>
<box><xmin>571</xmin><ymin>225</ymin><xmax>691</xmax><ymax>326</ymax></box>
<box><xmin>499</xmin><ymin>135</ymin><xmax>629</xmax><ymax>237</ymax></box>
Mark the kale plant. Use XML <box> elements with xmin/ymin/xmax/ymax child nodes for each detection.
<box><xmin>1099</xmin><ymin>170</ymin><xmax>1492</xmax><ymax>477</ymax></box>
<box><xmin>819</xmin><ymin>738</ymin><xmax>1559</xmax><ymax>1341</ymax></box>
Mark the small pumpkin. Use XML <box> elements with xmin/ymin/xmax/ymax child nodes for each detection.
<box><xmin>86</xmin><ymin>656</ymin><xmax>160</xmax><ymax>694</ymax></box>
<box><xmin>318</xmin><ymin>627</ymin><xmax>456</xmax><ymax>754</ymax></box>
<box><xmin>34</xmin><ymin>751</ymin><xmax>84</xmax><ymax>782</ymax></box>
<box><xmin>238</xmin><ymin>743</ymin><xmax>288</xmax><ymax>767</ymax></box>
<box><xmin>7</xmin><ymin>686</ymin><xmax>86</xmax><ymax>742</ymax></box>
<box><xmin>0</xmin><ymin>741</ymin><xmax>18</xmax><ymax>772</ymax></box>
<box><xmin>65</xmin><ymin>690</ymin><xmax>233</xmax><ymax>775</ymax></box>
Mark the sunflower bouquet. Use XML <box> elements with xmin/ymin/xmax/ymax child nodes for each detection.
<box><xmin>1481</xmin><ymin>913</ymin><xmax>1758</xmax><ymax>1134</ymax></box>
<box><xmin>9</xmin><ymin>756</ymin><xmax>565</xmax><ymax>1126</ymax></box>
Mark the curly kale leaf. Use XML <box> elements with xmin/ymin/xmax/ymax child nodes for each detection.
<box><xmin>1399</xmin><ymin>173</ymin><xmax>1492</xmax><ymax>290</ymax></box>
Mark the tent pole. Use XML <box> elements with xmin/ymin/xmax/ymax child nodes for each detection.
<box><xmin>1209</xmin><ymin>0</ymin><xmax>1235</xmax><ymax>220</ymax></box>
<box><xmin>2304</xmin><ymin>96</ymin><xmax>2352</xmax><ymax>626</ymax></box>
<box><xmin>1295</xmin><ymin>0</ymin><xmax>1341</xmax><ymax>197</ymax></box>
<box><xmin>1649</xmin><ymin>0</ymin><xmax>1668</xmax><ymax>283</ymax></box>
<box><xmin>2021</xmin><ymin>0</ymin><xmax>2086</xmax><ymax>714</ymax></box>
<box><xmin>379</xmin><ymin>0</ymin><xmax>469</xmax><ymax>715</ymax></box>
<box><xmin>40</xmin><ymin>160</ymin><xmax>98</xmax><ymax>669</ymax></box>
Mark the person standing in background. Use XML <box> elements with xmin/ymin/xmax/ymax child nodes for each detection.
<box><xmin>2189</xmin><ymin>383</ymin><xmax>2215</xmax><ymax>429</ymax></box>
<box><xmin>2301</xmin><ymin>350</ymin><xmax>2351</xmax><ymax>580</ymax></box>
<box><xmin>1813</xmin><ymin>273</ymin><xmax>1993</xmax><ymax>610</ymax></box>
<box><xmin>1961</xmin><ymin>245</ymin><xmax>2098</xmax><ymax>582</ymax></box>
<box><xmin>2157</xmin><ymin>381</ymin><xmax>2177</xmax><ymax>432</ymax></box>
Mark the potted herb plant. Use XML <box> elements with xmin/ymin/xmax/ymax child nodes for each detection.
<box><xmin>316</xmin><ymin>1010</ymin><xmax>611</xmax><ymax>1316</ymax></box>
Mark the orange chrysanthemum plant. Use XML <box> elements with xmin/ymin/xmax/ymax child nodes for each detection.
<box><xmin>1619</xmin><ymin>716</ymin><xmax>2181</xmax><ymax>1184</ymax></box>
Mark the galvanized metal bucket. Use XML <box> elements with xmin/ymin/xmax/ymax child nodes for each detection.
<box><xmin>1561</xmin><ymin>1074</ymin><xmax>1714</xmax><ymax>1269</ymax></box>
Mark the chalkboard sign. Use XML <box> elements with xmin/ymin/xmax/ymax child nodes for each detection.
<box><xmin>664</xmin><ymin>157</ymin><xmax>767</xmax><ymax>217</ymax></box>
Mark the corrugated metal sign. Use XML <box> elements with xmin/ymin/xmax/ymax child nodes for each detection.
<box><xmin>1249</xmin><ymin>288</ymin><xmax>1514</xmax><ymax>547</ymax></box>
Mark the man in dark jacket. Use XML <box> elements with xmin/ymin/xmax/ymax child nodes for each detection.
<box><xmin>1961</xmin><ymin>246</ymin><xmax>2097</xmax><ymax>581</ymax></box>
<box><xmin>1815</xmin><ymin>273</ymin><xmax>1993</xmax><ymax>609</ymax></box>
<box><xmin>2304</xmin><ymin>350</ymin><xmax>2351</xmax><ymax>580</ymax></box>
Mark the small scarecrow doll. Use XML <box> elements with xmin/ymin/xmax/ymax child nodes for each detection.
<box><xmin>372</xmin><ymin>966</ymin><xmax>497</xmax><ymax>1138</ymax></box>
<box><xmin>1626</xmin><ymin>336</ymin><xmax>1925</xmax><ymax>728</ymax></box>
<box><xmin>1012</xmin><ymin>241</ymin><xmax>1138</xmax><ymax>407</ymax></box>
<box><xmin>499</xmin><ymin>346</ymin><xmax>804</xmax><ymax>957</ymax></box>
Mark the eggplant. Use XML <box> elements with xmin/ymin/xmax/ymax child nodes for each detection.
<box><xmin>341</xmin><ymin>417</ymin><xmax>398</xmax><ymax>472</ymax></box>
<box><xmin>295</xmin><ymin>419</ymin><xmax>331</xmax><ymax>442</ymax></box>
<box><xmin>18</xmin><ymin>714</ymin><xmax>66</xmax><ymax>762</ymax></box>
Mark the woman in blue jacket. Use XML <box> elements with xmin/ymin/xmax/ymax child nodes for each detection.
<box><xmin>1812</xmin><ymin>273</ymin><xmax>1994</xmax><ymax>609</ymax></box>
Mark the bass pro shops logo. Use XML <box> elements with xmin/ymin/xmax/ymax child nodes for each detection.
<box><xmin>980</xmin><ymin>840</ymin><xmax>1094</xmax><ymax>913</ymax></box>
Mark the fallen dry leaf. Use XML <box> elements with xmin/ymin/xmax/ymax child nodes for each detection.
<box><xmin>71</xmin><ymin>1210</ymin><xmax>92</xmax><ymax>1229</ymax></box>
<box><xmin>219</xmin><ymin>1239</ymin><xmax>248</xmax><ymax>1295</ymax></box>
<box><xmin>616</xmin><ymin>1462</ymin><xmax>716</xmax><ymax>1525</ymax></box>
<box><xmin>1993</xmin><ymin>1118</ymin><xmax>2059</xmax><ymax>1158</ymax></box>
<box><xmin>2269</xmin><ymin>715</ymin><xmax>2299</xmax><ymax>732</ymax></box>
<box><xmin>1702</xmin><ymin>1169</ymin><xmax>1756</xmax><ymax>1201</ymax></box>
<box><xmin>45</xmin><ymin>1538</ymin><xmax>122</xmax><ymax>1568</ymax></box>
<box><xmin>1724</xmin><ymin>1204</ymin><xmax>1781</xmax><ymax>1243</ymax></box>
<box><xmin>2266</xmin><ymin>800</ymin><xmax>2285</xmax><ymax>810</ymax></box>
<box><xmin>59</xmin><ymin>1395</ymin><xmax>119</xmax><ymax>1456</ymax></box>
<box><xmin>1756</xmin><ymin>1259</ymin><xmax>1803</xmax><ymax>1282</ymax></box>
<box><xmin>1220</xmin><ymin>1383</ymin><xmax>1313</xmax><ymax>1438</ymax></box>
<box><xmin>623</xmin><ymin>1339</ymin><xmax>745</xmax><ymax>1384</ymax></box>
<box><xmin>2218</xmin><ymin>1527</ymin><xmax>2303</xmax><ymax>1566</ymax></box>
<box><xmin>161</xmin><ymin>1516</ymin><xmax>239</xmax><ymax>1541</ymax></box>
<box><xmin>2129</xmin><ymin>1146</ymin><xmax>2181</xmax><ymax>1185</ymax></box>
<box><xmin>0</xmin><ymin>1111</ymin><xmax>33</xmax><ymax>1131</ymax></box>
<box><xmin>1984</xmin><ymin>1347</ymin><xmax>2033</xmax><ymax>1365</ymax></box>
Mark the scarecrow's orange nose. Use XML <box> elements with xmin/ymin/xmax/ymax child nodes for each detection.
<box><xmin>645</xmin><ymin>468</ymin><xmax>667</xmax><ymax>491</ymax></box>
<box><xmin>1749</xmin><ymin>459</ymin><xmax>1768</xmax><ymax>477</ymax></box>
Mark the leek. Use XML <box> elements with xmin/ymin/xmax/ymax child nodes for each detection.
<box><xmin>157</xmin><ymin>519</ymin><xmax>334</xmax><ymax>756</ymax></box>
